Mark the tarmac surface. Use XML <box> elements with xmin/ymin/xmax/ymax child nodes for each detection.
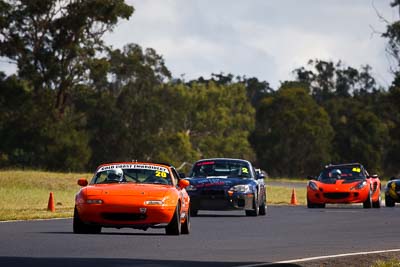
<box><xmin>0</xmin><ymin>205</ymin><xmax>399</xmax><ymax>266</ymax></box>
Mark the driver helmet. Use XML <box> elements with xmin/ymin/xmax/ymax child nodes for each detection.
<box><xmin>107</xmin><ymin>168</ymin><xmax>123</xmax><ymax>181</ymax></box>
<box><xmin>330</xmin><ymin>169</ymin><xmax>342</xmax><ymax>179</ymax></box>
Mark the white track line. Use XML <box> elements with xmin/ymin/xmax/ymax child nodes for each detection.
<box><xmin>0</xmin><ymin>217</ymin><xmax>71</xmax><ymax>223</ymax></box>
<box><xmin>238</xmin><ymin>248</ymin><xmax>400</xmax><ymax>267</ymax></box>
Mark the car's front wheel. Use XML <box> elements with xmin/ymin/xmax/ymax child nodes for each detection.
<box><xmin>166</xmin><ymin>203</ymin><xmax>181</xmax><ymax>235</ymax></box>
<box><xmin>385</xmin><ymin>195</ymin><xmax>395</xmax><ymax>207</ymax></box>
<box><xmin>363</xmin><ymin>190</ymin><xmax>372</xmax><ymax>209</ymax></box>
<box><xmin>372</xmin><ymin>194</ymin><xmax>381</xmax><ymax>208</ymax></box>
<box><xmin>307</xmin><ymin>197</ymin><xmax>325</xmax><ymax>208</ymax></box>
<box><xmin>259</xmin><ymin>197</ymin><xmax>267</xmax><ymax>216</ymax></box>
<box><xmin>190</xmin><ymin>208</ymin><xmax>198</xmax><ymax>217</ymax></box>
<box><xmin>181</xmin><ymin>207</ymin><xmax>190</xmax><ymax>235</ymax></box>
<box><xmin>245</xmin><ymin>194</ymin><xmax>259</xmax><ymax>216</ymax></box>
<box><xmin>73</xmin><ymin>207</ymin><xmax>101</xmax><ymax>234</ymax></box>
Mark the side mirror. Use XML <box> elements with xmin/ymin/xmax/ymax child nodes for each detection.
<box><xmin>179</xmin><ymin>172</ymin><xmax>186</xmax><ymax>178</ymax></box>
<box><xmin>178</xmin><ymin>179</ymin><xmax>190</xmax><ymax>189</ymax></box>
<box><xmin>257</xmin><ymin>173</ymin><xmax>265</xmax><ymax>180</ymax></box>
<box><xmin>77</xmin><ymin>178</ymin><xmax>88</xmax><ymax>187</ymax></box>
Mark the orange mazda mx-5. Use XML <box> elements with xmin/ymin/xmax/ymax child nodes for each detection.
<box><xmin>307</xmin><ymin>163</ymin><xmax>381</xmax><ymax>208</ymax></box>
<box><xmin>74</xmin><ymin>162</ymin><xmax>191</xmax><ymax>235</ymax></box>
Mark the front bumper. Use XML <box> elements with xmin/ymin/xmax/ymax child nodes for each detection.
<box><xmin>76</xmin><ymin>202</ymin><xmax>176</xmax><ymax>229</ymax></box>
<box><xmin>307</xmin><ymin>187</ymin><xmax>370</xmax><ymax>204</ymax></box>
<box><xmin>189</xmin><ymin>191</ymin><xmax>254</xmax><ymax>211</ymax></box>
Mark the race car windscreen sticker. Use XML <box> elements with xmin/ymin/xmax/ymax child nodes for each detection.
<box><xmin>155</xmin><ymin>170</ymin><xmax>167</xmax><ymax>178</ymax></box>
<box><xmin>352</xmin><ymin>167</ymin><xmax>361</xmax><ymax>173</ymax></box>
<box><xmin>196</xmin><ymin>161</ymin><xmax>215</xmax><ymax>166</ymax></box>
<box><xmin>97</xmin><ymin>164</ymin><xmax>169</xmax><ymax>173</ymax></box>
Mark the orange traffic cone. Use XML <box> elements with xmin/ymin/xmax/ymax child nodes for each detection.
<box><xmin>47</xmin><ymin>192</ymin><xmax>55</xmax><ymax>212</ymax></box>
<box><xmin>290</xmin><ymin>188</ymin><xmax>298</xmax><ymax>205</ymax></box>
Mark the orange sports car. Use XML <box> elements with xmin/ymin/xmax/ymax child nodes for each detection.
<box><xmin>307</xmin><ymin>163</ymin><xmax>381</xmax><ymax>208</ymax></box>
<box><xmin>74</xmin><ymin>162</ymin><xmax>191</xmax><ymax>235</ymax></box>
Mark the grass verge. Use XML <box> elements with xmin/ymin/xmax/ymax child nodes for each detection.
<box><xmin>0</xmin><ymin>170</ymin><xmax>321</xmax><ymax>221</ymax></box>
<box><xmin>267</xmin><ymin>185</ymin><xmax>306</xmax><ymax>205</ymax></box>
<box><xmin>0</xmin><ymin>170</ymin><xmax>91</xmax><ymax>221</ymax></box>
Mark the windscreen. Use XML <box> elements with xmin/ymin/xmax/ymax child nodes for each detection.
<box><xmin>319</xmin><ymin>166</ymin><xmax>366</xmax><ymax>181</ymax></box>
<box><xmin>189</xmin><ymin>160</ymin><xmax>252</xmax><ymax>178</ymax></box>
<box><xmin>91</xmin><ymin>164</ymin><xmax>172</xmax><ymax>185</ymax></box>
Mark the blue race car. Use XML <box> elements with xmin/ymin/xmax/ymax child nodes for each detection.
<box><xmin>185</xmin><ymin>158</ymin><xmax>267</xmax><ymax>216</ymax></box>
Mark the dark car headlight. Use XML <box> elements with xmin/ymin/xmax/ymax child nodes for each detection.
<box><xmin>308</xmin><ymin>181</ymin><xmax>318</xmax><ymax>191</ymax></box>
<box><xmin>185</xmin><ymin>184</ymin><xmax>197</xmax><ymax>191</ymax></box>
<box><xmin>229</xmin><ymin>184</ymin><xmax>251</xmax><ymax>193</ymax></box>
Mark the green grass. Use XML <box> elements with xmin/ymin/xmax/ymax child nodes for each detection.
<box><xmin>0</xmin><ymin>170</ymin><xmax>91</xmax><ymax>220</ymax></box>
<box><xmin>267</xmin><ymin>186</ymin><xmax>306</xmax><ymax>205</ymax></box>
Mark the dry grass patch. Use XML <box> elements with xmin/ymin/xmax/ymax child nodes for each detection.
<box><xmin>0</xmin><ymin>170</ymin><xmax>91</xmax><ymax>221</ymax></box>
<box><xmin>267</xmin><ymin>185</ymin><xmax>306</xmax><ymax>205</ymax></box>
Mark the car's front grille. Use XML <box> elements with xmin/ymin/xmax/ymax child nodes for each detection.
<box><xmin>101</xmin><ymin>213</ymin><xmax>147</xmax><ymax>221</ymax></box>
<box><xmin>201</xmin><ymin>190</ymin><xmax>225</xmax><ymax>196</ymax></box>
<box><xmin>323</xmin><ymin>193</ymin><xmax>349</xmax><ymax>199</ymax></box>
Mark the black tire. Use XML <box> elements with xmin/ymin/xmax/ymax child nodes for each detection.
<box><xmin>245</xmin><ymin>194</ymin><xmax>259</xmax><ymax>216</ymax></box>
<box><xmin>259</xmin><ymin>199</ymin><xmax>267</xmax><ymax>216</ymax></box>
<box><xmin>190</xmin><ymin>208</ymin><xmax>198</xmax><ymax>217</ymax></box>
<box><xmin>73</xmin><ymin>207</ymin><xmax>101</xmax><ymax>234</ymax></box>
<box><xmin>181</xmin><ymin>207</ymin><xmax>190</xmax><ymax>235</ymax></box>
<box><xmin>385</xmin><ymin>195</ymin><xmax>395</xmax><ymax>207</ymax></box>
<box><xmin>166</xmin><ymin>204</ymin><xmax>181</xmax><ymax>235</ymax></box>
<box><xmin>73</xmin><ymin>207</ymin><xmax>85</xmax><ymax>234</ymax></box>
<box><xmin>307</xmin><ymin>197</ymin><xmax>325</xmax><ymax>208</ymax></box>
<box><xmin>372</xmin><ymin>194</ymin><xmax>381</xmax><ymax>208</ymax></box>
<box><xmin>363</xmin><ymin>190</ymin><xmax>372</xmax><ymax>209</ymax></box>
<box><xmin>87</xmin><ymin>225</ymin><xmax>102</xmax><ymax>234</ymax></box>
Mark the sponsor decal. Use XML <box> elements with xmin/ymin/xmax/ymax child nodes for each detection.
<box><xmin>192</xmin><ymin>178</ymin><xmax>233</xmax><ymax>188</ymax></box>
<box><xmin>196</xmin><ymin>161</ymin><xmax>215</xmax><ymax>166</ymax></box>
<box><xmin>352</xmin><ymin>167</ymin><xmax>361</xmax><ymax>173</ymax></box>
<box><xmin>98</xmin><ymin>164</ymin><xmax>169</xmax><ymax>173</ymax></box>
<box><xmin>195</xmin><ymin>181</ymin><xmax>225</xmax><ymax>188</ymax></box>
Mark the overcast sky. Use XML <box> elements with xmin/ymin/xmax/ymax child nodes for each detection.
<box><xmin>103</xmin><ymin>0</ymin><xmax>396</xmax><ymax>89</ymax></box>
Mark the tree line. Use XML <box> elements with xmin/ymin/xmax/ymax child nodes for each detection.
<box><xmin>0</xmin><ymin>0</ymin><xmax>399</xmax><ymax>178</ymax></box>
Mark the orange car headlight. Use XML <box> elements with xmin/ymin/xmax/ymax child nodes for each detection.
<box><xmin>308</xmin><ymin>181</ymin><xmax>318</xmax><ymax>191</ymax></box>
<box><xmin>144</xmin><ymin>200</ymin><xmax>164</xmax><ymax>205</ymax></box>
<box><xmin>86</xmin><ymin>199</ymin><xmax>103</xmax><ymax>204</ymax></box>
<box><xmin>351</xmin><ymin>181</ymin><xmax>367</xmax><ymax>190</ymax></box>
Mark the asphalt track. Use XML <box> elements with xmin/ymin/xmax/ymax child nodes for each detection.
<box><xmin>0</xmin><ymin>205</ymin><xmax>399</xmax><ymax>267</ymax></box>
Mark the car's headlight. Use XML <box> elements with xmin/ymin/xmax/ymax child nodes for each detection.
<box><xmin>308</xmin><ymin>181</ymin><xmax>318</xmax><ymax>191</ymax></box>
<box><xmin>185</xmin><ymin>185</ymin><xmax>197</xmax><ymax>191</ymax></box>
<box><xmin>86</xmin><ymin>199</ymin><xmax>103</xmax><ymax>204</ymax></box>
<box><xmin>144</xmin><ymin>200</ymin><xmax>164</xmax><ymax>205</ymax></box>
<box><xmin>230</xmin><ymin>184</ymin><xmax>251</xmax><ymax>193</ymax></box>
<box><xmin>351</xmin><ymin>181</ymin><xmax>367</xmax><ymax>190</ymax></box>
